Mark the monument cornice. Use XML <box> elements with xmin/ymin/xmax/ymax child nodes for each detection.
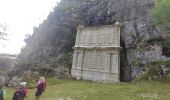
<box><xmin>77</xmin><ymin>21</ymin><xmax>122</xmax><ymax>30</ymax></box>
<box><xmin>73</xmin><ymin>46</ymin><xmax>122</xmax><ymax>50</ymax></box>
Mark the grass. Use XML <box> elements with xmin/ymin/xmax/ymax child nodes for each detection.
<box><xmin>5</xmin><ymin>78</ymin><xmax>170</xmax><ymax>100</ymax></box>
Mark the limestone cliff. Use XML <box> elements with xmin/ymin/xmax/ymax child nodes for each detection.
<box><xmin>0</xmin><ymin>54</ymin><xmax>17</xmax><ymax>85</ymax></box>
<box><xmin>19</xmin><ymin>0</ymin><xmax>170</xmax><ymax>81</ymax></box>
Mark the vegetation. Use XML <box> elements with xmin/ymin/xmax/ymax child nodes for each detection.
<box><xmin>0</xmin><ymin>24</ymin><xmax>7</xmax><ymax>40</ymax></box>
<box><xmin>5</xmin><ymin>78</ymin><xmax>170</xmax><ymax>100</ymax></box>
<box><xmin>140</xmin><ymin>60</ymin><xmax>170</xmax><ymax>82</ymax></box>
<box><xmin>152</xmin><ymin>0</ymin><xmax>170</xmax><ymax>57</ymax></box>
<box><xmin>162</xmin><ymin>37</ymin><xmax>170</xmax><ymax>57</ymax></box>
<box><xmin>144</xmin><ymin>36</ymin><xmax>170</xmax><ymax>57</ymax></box>
<box><xmin>152</xmin><ymin>0</ymin><xmax>170</xmax><ymax>30</ymax></box>
<box><xmin>145</xmin><ymin>37</ymin><xmax>164</xmax><ymax>44</ymax></box>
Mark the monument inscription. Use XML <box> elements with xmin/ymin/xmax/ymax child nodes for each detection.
<box><xmin>71</xmin><ymin>22</ymin><xmax>121</xmax><ymax>82</ymax></box>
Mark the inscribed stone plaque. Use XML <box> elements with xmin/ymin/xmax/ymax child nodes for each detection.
<box><xmin>71</xmin><ymin>22</ymin><xmax>121</xmax><ymax>82</ymax></box>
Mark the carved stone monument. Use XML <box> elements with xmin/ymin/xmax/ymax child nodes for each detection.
<box><xmin>71</xmin><ymin>22</ymin><xmax>121</xmax><ymax>82</ymax></box>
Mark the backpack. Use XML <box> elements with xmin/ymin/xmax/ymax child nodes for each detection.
<box><xmin>37</xmin><ymin>81</ymin><xmax>46</xmax><ymax>91</ymax></box>
<box><xmin>37</xmin><ymin>82</ymin><xmax>43</xmax><ymax>91</ymax></box>
<box><xmin>0</xmin><ymin>89</ymin><xmax>3</xmax><ymax>100</ymax></box>
<box><xmin>13</xmin><ymin>88</ymin><xmax>25</xmax><ymax>100</ymax></box>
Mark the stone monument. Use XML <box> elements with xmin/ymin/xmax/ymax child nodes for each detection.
<box><xmin>71</xmin><ymin>22</ymin><xmax>121</xmax><ymax>82</ymax></box>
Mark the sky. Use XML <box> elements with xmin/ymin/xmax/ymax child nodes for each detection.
<box><xmin>0</xmin><ymin>0</ymin><xmax>60</xmax><ymax>54</ymax></box>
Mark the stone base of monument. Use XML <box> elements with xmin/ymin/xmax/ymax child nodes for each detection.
<box><xmin>72</xmin><ymin>69</ymin><xmax>119</xmax><ymax>83</ymax></box>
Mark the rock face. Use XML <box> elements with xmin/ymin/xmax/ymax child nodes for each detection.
<box><xmin>19</xmin><ymin>0</ymin><xmax>170</xmax><ymax>81</ymax></box>
<box><xmin>0</xmin><ymin>54</ymin><xmax>17</xmax><ymax>85</ymax></box>
<box><xmin>114</xmin><ymin>0</ymin><xmax>169</xmax><ymax>80</ymax></box>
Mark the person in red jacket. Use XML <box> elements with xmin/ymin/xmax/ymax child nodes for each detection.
<box><xmin>13</xmin><ymin>82</ymin><xmax>28</xmax><ymax>100</ymax></box>
<box><xmin>35</xmin><ymin>77</ymin><xmax>46</xmax><ymax>100</ymax></box>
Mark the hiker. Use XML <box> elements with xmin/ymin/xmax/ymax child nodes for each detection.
<box><xmin>0</xmin><ymin>82</ymin><xmax>6</xmax><ymax>100</ymax></box>
<box><xmin>13</xmin><ymin>82</ymin><xmax>28</xmax><ymax>100</ymax></box>
<box><xmin>35</xmin><ymin>77</ymin><xmax>46</xmax><ymax>100</ymax></box>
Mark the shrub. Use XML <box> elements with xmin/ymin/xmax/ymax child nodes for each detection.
<box><xmin>141</xmin><ymin>61</ymin><xmax>170</xmax><ymax>82</ymax></box>
<box><xmin>152</xmin><ymin>0</ymin><xmax>170</xmax><ymax>30</ymax></box>
<box><xmin>146</xmin><ymin>37</ymin><xmax>164</xmax><ymax>44</ymax></box>
<box><xmin>162</xmin><ymin>38</ymin><xmax>170</xmax><ymax>57</ymax></box>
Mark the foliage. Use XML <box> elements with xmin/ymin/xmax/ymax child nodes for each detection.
<box><xmin>141</xmin><ymin>60</ymin><xmax>170</xmax><ymax>82</ymax></box>
<box><xmin>6</xmin><ymin>78</ymin><xmax>170</xmax><ymax>100</ymax></box>
<box><xmin>145</xmin><ymin>37</ymin><xmax>164</xmax><ymax>44</ymax></box>
<box><xmin>152</xmin><ymin>0</ymin><xmax>170</xmax><ymax>30</ymax></box>
<box><xmin>0</xmin><ymin>24</ymin><xmax>8</xmax><ymax>40</ymax></box>
<box><xmin>162</xmin><ymin>37</ymin><xmax>170</xmax><ymax>57</ymax></box>
<box><xmin>144</xmin><ymin>37</ymin><xmax>170</xmax><ymax>57</ymax></box>
<box><xmin>152</xmin><ymin>0</ymin><xmax>170</xmax><ymax>57</ymax></box>
<box><xmin>24</xmin><ymin>34</ymin><xmax>32</xmax><ymax>44</ymax></box>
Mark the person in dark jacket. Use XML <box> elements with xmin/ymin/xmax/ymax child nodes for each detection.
<box><xmin>0</xmin><ymin>82</ymin><xmax>5</xmax><ymax>100</ymax></box>
<box><xmin>35</xmin><ymin>77</ymin><xmax>46</xmax><ymax>100</ymax></box>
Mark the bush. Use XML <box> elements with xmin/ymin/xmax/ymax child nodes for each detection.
<box><xmin>162</xmin><ymin>38</ymin><xmax>170</xmax><ymax>57</ymax></box>
<box><xmin>152</xmin><ymin>0</ymin><xmax>170</xmax><ymax>29</ymax></box>
<box><xmin>146</xmin><ymin>37</ymin><xmax>164</xmax><ymax>44</ymax></box>
<box><xmin>141</xmin><ymin>61</ymin><xmax>170</xmax><ymax>82</ymax></box>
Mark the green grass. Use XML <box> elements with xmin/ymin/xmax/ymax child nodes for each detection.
<box><xmin>5</xmin><ymin>78</ymin><xmax>170</xmax><ymax>100</ymax></box>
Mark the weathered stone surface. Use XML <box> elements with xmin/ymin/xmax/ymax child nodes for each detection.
<box><xmin>0</xmin><ymin>54</ymin><xmax>18</xmax><ymax>85</ymax></box>
<box><xmin>71</xmin><ymin>23</ymin><xmax>121</xmax><ymax>82</ymax></box>
<box><xmin>113</xmin><ymin>0</ymin><xmax>170</xmax><ymax>78</ymax></box>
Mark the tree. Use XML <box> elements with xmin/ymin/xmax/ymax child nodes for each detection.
<box><xmin>24</xmin><ymin>34</ymin><xmax>32</xmax><ymax>44</ymax></box>
<box><xmin>152</xmin><ymin>0</ymin><xmax>170</xmax><ymax>30</ymax></box>
<box><xmin>0</xmin><ymin>24</ymin><xmax>8</xmax><ymax>40</ymax></box>
<box><xmin>152</xmin><ymin>0</ymin><xmax>170</xmax><ymax>57</ymax></box>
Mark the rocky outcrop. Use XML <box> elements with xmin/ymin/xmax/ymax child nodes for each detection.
<box><xmin>19</xmin><ymin>0</ymin><xmax>170</xmax><ymax>81</ymax></box>
<box><xmin>0</xmin><ymin>54</ymin><xmax>17</xmax><ymax>85</ymax></box>
<box><xmin>115</xmin><ymin>0</ymin><xmax>170</xmax><ymax>79</ymax></box>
